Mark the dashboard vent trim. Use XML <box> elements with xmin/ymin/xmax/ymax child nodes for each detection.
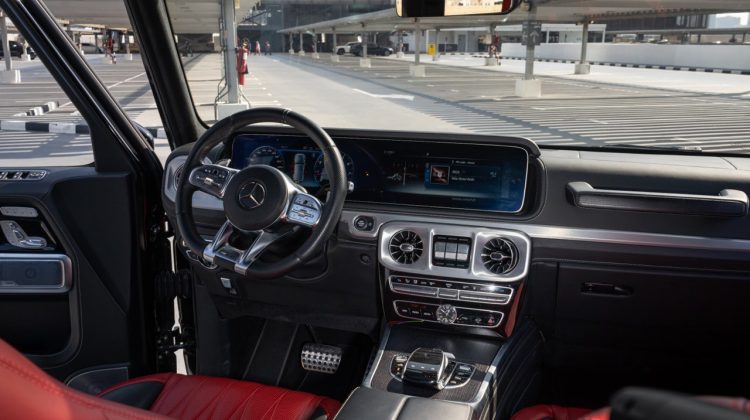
<box><xmin>389</xmin><ymin>230</ymin><xmax>423</xmax><ymax>264</ymax></box>
<box><xmin>481</xmin><ymin>238</ymin><xmax>518</xmax><ymax>275</ymax></box>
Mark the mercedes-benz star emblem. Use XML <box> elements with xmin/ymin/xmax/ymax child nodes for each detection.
<box><xmin>238</xmin><ymin>181</ymin><xmax>266</xmax><ymax>209</ymax></box>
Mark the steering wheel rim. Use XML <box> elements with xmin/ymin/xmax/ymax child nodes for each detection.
<box><xmin>175</xmin><ymin>107</ymin><xmax>347</xmax><ymax>279</ymax></box>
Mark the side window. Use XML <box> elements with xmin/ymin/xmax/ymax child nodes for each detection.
<box><xmin>0</xmin><ymin>11</ymin><xmax>164</xmax><ymax>168</ymax></box>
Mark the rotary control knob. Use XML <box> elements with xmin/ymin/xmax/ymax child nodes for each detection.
<box><xmin>436</xmin><ymin>304</ymin><xmax>457</xmax><ymax>325</ymax></box>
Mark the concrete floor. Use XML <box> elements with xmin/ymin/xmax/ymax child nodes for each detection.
<box><xmin>2</xmin><ymin>51</ymin><xmax>750</xmax><ymax>168</ymax></box>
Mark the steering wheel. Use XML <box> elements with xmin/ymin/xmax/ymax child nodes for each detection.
<box><xmin>175</xmin><ymin>108</ymin><xmax>347</xmax><ymax>278</ymax></box>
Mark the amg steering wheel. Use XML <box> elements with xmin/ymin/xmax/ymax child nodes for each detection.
<box><xmin>175</xmin><ymin>108</ymin><xmax>347</xmax><ymax>278</ymax></box>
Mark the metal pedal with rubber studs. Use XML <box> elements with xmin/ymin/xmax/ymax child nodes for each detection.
<box><xmin>300</xmin><ymin>343</ymin><xmax>342</xmax><ymax>374</ymax></box>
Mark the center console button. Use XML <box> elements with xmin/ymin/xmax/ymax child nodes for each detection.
<box><xmin>391</xmin><ymin>283</ymin><xmax>438</xmax><ymax>297</ymax></box>
<box><xmin>438</xmin><ymin>288</ymin><xmax>459</xmax><ymax>299</ymax></box>
<box><xmin>445</xmin><ymin>241</ymin><xmax>458</xmax><ymax>261</ymax></box>
<box><xmin>434</xmin><ymin>241</ymin><xmax>446</xmax><ymax>259</ymax></box>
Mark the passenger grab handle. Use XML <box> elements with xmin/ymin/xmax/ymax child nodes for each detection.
<box><xmin>566</xmin><ymin>182</ymin><xmax>748</xmax><ymax>218</ymax></box>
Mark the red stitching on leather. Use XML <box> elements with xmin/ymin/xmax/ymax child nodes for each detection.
<box><xmin>261</xmin><ymin>389</ymin><xmax>289</xmax><ymax>420</ymax></box>
<box><xmin>232</xmin><ymin>382</ymin><xmax>264</xmax><ymax>419</ymax></box>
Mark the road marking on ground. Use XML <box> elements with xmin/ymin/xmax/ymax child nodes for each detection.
<box><xmin>352</xmin><ymin>88</ymin><xmax>414</xmax><ymax>100</ymax></box>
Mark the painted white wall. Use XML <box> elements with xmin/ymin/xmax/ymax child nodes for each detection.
<box><xmin>500</xmin><ymin>43</ymin><xmax>750</xmax><ymax>70</ymax></box>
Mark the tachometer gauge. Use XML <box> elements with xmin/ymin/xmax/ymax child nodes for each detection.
<box><xmin>313</xmin><ymin>153</ymin><xmax>354</xmax><ymax>182</ymax></box>
<box><xmin>248</xmin><ymin>146</ymin><xmax>285</xmax><ymax>170</ymax></box>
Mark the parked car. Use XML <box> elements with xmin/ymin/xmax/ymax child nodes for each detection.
<box><xmin>350</xmin><ymin>43</ymin><xmax>394</xmax><ymax>57</ymax></box>
<box><xmin>335</xmin><ymin>41</ymin><xmax>359</xmax><ymax>55</ymax></box>
<box><xmin>0</xmin><ymin>39</ymin><xmax>36</xmax><ymax>59</ymax></box>
<box><xmin>80</xmin><ymin>43</ymin><xmax>104</xmax><ymax>54</ymax></box>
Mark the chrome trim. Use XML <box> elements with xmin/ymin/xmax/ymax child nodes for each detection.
<box><xmin>0</xmin><ymin>253</ymin><xmax>72</xmax><ymax>294</ymax></box>
<box><xmin>362</xmin><ymin>324</ymin><xmax>391</xmax><ymax>387</ymax></box>
<box><xmin>344</xmin><ymin>209</ymin><xmax>750</xmax><ymax>252</ymax></box>
<box><xmin>393</xmin><ymin>300</ymin><xmax>504</xmax><ymax>328</ymax></box>
<box><xmin>471</xmin><ymin>344</ymin><xmax>507</xmax><ymax>406</ymax></box>
<box><xmin>379</xmin><ymin>222</ymin><xmax>531</xmax><ymax>283</ymax></box>
<box><xmin>164</xmin><ymin>156</ymin><xmax>223</xmax><ymax>211</ymax></box>
<box><xmin>387</xmin><ymin>275</ymin><xmax>514</xmax><ymax>305</ymax></box>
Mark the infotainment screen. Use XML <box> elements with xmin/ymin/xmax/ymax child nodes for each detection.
<box><xmin>371</xmin><ymin>140</ymin><xmax>528</xmax><ymax>213</ymax></box>
<box><xmin>231</xmin><ymin>134</ymin><xmax>529</xmax><ymax>213</ymax></box>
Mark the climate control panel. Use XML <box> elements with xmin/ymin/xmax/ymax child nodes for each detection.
<box><xmin>394</xmin><ymin>300</ymin><xmax>504</xmax><ymax>328</ymax></box>
<box><xmin>389</xmin><ymin>275</ymin><xmax>513</xmax><ymax>305</ymax></box>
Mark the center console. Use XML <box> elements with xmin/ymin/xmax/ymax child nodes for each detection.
<box><xmin>379</xmin><ymin>221</ymin><xmax>529</xmax><ymax>334</ymax></box>
<box><xmin>336</xmin><ymin>219</ymin><xmax>537</xmax><ymax>420</ymax></box>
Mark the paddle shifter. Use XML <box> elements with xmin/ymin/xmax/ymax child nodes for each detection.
<box><xmin>401</xmin><ymin>348</ymin><xmax>453</xmax><ymax>390</ymax></box>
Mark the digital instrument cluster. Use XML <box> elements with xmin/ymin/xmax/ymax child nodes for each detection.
<box><xmin>231</xmin><ymin>134</ymin><xmax>529</xmax><ymax>213</ymax></box>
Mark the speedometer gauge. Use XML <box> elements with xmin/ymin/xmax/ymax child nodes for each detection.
<box><xmin>248</xmin><ymin>146</ymin><xmax>285</xmax><ymax>170</ymax></box>
<box><xmin>313</xmin><ymin>153</ymin><xmax>354</xmax><ymax>182</ymax></box>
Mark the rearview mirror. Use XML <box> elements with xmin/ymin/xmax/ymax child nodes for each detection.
<box><xmin>397</xmin><ymin>0</ymin><xmax>520</xmax><ymax>17</ymax></box>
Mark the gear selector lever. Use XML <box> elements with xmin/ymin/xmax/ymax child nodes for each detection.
<box><xmin>402</xmin><ymin>348</ymin><xmax>453</xmax><ymax>390</ymax></box>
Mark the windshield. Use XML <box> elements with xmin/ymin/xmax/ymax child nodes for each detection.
<box><xmin>167</xmin><ymin>1</ymin><xmax>750</xmax><ymax>154</ymax></box>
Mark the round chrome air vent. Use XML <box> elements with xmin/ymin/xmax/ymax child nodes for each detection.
<box><xmin>389</xmin><ymin>230</ymin><xmax>423</xmax><ymax>264</ymax></box>
<box><xmin>481</xmin><ymin>238</ymin><xmax>518</xmax><ymax>274</ymax></box>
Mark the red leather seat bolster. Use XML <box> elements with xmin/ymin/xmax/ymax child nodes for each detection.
<box><xmin>100</xmin><ymin>373</ymin><xmax>342</xmax><ymax>420</ymax></box>
<box><xmin>0</xmin><ymin>339</ymin><xmax>167</xmax><ymax>420</ymax></box>
<box><xmin>511</xmin><ymin>405</ymin><xmax>595</xmax><ymax>420</ymax></box>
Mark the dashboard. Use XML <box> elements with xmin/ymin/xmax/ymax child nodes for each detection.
<box><xmin>230</xmin><ymin>134</ymin><xmax>530</xmax><ymax>213</ymax></box>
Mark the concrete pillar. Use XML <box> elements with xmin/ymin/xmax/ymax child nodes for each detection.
<box><xmin>414</xmin><ymin>23</ymin><xmax>421</xmax><ymax>64</ymax></box>
<box><xmin>410</xmin><ymin>21</ymin><xmax>425</xmax><ymax>77</ymax></box>
<box><xmin>602</xmin><ymin>28</ymin><xmax>606</xmax><ymax>43</ymax></box>
<box><xmin>360</xmin><ymin>30</ymin><xmax>370</xmax><ymax>68</ymax></box>
<box><xmin>397</xmin><ymin>31</ymin><xmax>404</xmax><ymax>58</ymax></box>
<box><xmin>575</xmin><ymin>21</ymin><xmax>590</xmax><ymax>74</ymax></box>
<box><xmin>216</xmin><ymin>0</ymin><xmax>247</xmax><ymax>118</ymax></box>
<box><xmin>123</xmin><ymin>31</ymin><xmax>133</xmax><ymax>60</ymax></box>
<box><xmin>742</xmin><ymin>32</ymin><xmax>746</xmax><ymax>43</ymax></box>
<box><xmin>546</xmin><ymin>31</ymin><xmax>550</xmax><ymax>43</ymax></box>
<box><xmin>298</xmin><ymin>32</ymin><xmax>305</xmax><ymax>55</ymax></box>
<box><xmin>515</xmin><ymin>10</ymin><xmax>541</xmax><ymax>98</ymax></box>
<box><xmin>433</xmin><ymin>28</ymin><xmax>440</xmax><ymax>61</ymax></box>
<box><xmin>464</xmin><ymin>30</ymin><xmax>470</xmax><ymax>52</ymax></box>
<box><xmin>0</xmin><ymin>14</ymin><xmax>20</xmax><ymax>84</ymax></box>
<box><xmin>288</xmin><ymin>34</ymin><xmax>294</xmax><ymax>54</ymax></box>
<box><xmin>312</xmin><ymin>30</ymin><xmax>319</xmax><ymax>59</ymax></box>
<box><xmin>331</xmin><ymin>28</ymin><xmax>339</xmax><ymax>62</ymax></box>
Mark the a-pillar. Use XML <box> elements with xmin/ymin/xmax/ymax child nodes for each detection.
<box><xmin>331</xmin><ymin>27</ymin><xmax>339</xmax><ymax>62</ymax></box>
<box><xmin>410</xmin><ymin>20</ymin><xmax>425</xmax><ymax>77</ymax></box>
<box><xmin>123</xmin><ymin>30</ymin><xmax>133</xmax><ymax>60</ymax></box>
<box><xmin>312</xmin><ymin>30</ymin><xmax>319</xmax><ymax>59</ymax></box>
<box><xmin>216</xmin><ymin>0</ymin><xmax>248</xmax><ymax>119</ymax></box>
<box><xmin>298</xmin><ymin>32</ymin><xmax>305</xmax><ymax>56</ymax></box>
<box><xmin>360</xmin><ymin>27</ymin><xmax>370</xmax><ymax>68</ymax></box>
<box><xmin>0</xmin><ymin>12</ymin><xmax>20</xmax><ymax>84</ymax></box>
<box><xmin>432</xmin><ymin>28</ymin><xmax>440</xmax><ymax>61</ymax></box>
<box><xmin>515</xmin><ymin>10</ymin><xmax>541</xmax><ymax>98</ymax></box>
<box><xmin>574</xmin><ymin>21</ymin><xmax>590</xmax><ymax>74</ymax></box>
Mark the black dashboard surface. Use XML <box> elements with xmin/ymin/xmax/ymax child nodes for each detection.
<box><xmin>230</xmin><ymin>134</ymin><xmax>530</xmax><ymax>213</ymax></box>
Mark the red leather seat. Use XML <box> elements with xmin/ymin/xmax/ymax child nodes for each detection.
<box><xmin>511</xmin><ymin>405</ymin><xmax>599</xmax><ymax>420</ymax></box>
<box><xmin>513</xmin><ymin>398</ymin><xmax>750</xmax><ymax>420</ymax></box>
<box><xmin>0</xmin><ymin>339</ymin><xmax>339</xmax><ymax>420</ymax></box>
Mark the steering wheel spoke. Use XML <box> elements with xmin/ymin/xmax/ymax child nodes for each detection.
<box><xmin>188</xmin><ymin>164</ymin><xmax>238</xmax><ymax>198</ymax></box>
<box><xmin>235</xmin><ymin>230</ymin><xmax>283</xmax><ymax>274</ymax></box>
<box><xmin>284</xmin><ymin>191</ymin><xmax>323</xmax><ymax>228</ymax></box>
